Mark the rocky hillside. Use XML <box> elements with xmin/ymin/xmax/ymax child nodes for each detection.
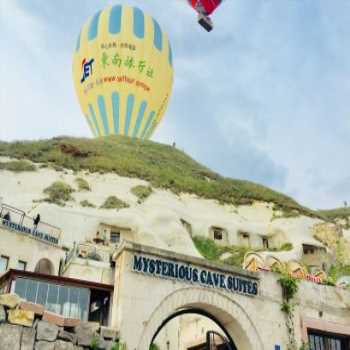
<box><xmin>0</xmin><ymin>136</ymin><xmax>349</xmax><ymax>273</ymax></box>
<box><xmin>0</xmin><ymin>136</ymin><xmax>326</xmax><ymax>216</ymax></box>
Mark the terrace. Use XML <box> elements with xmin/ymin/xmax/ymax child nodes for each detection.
<box><xmin>0</xmin><ymin>203</ymin><xmax>61</xmax><ymax>246</ymax></box>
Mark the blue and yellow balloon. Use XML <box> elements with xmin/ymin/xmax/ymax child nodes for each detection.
<box><xmin>73</xmin><ymin>5</ymin><xmax>174</xmax><ymax>139</ymax></box>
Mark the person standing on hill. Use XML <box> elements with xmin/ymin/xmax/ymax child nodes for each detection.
<box><xmin>33</xmin><ymin>214</ymin><xmax>41</xmax><ymax>229</ymax></box>
<box><xmin>3</xmin><ymin>212</ymin><xmax>10</xmax><ymax>223</ymax></box>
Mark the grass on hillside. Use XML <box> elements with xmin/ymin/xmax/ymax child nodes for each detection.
<box><xmin>100</xmin><ymin>196</ymin><xmax>129</xmax><ymax>210</ymax></box>
<box><xmin>43</xmin><ymin>181</ymin><xmax>74</xmax><ymax>206</ymax></box>
<box><xmin>80</xmin><ymin>200</ymin><xmax>96</xmax><ymax>208</ymax></box>
<box><xmin>316</xmin><ymin>208</ymin><xmax>350</xmax><ymax>229</ymax></box>
<box><xmin>0</xmin><ymin>135</ymin><xmax>346</xmax><ymax>220</ymax></box>
<box><xmin>0</xmin><ymin>160</ymin><xmax>36</xmax><ymax>172</ymax></box>
<box><xmin>75</xmin><ymin>177</ymin><xmax>91</xmax><ymax>191</ymax></box>
<box><xmin>317</xmin><ymin>208</ymin><xmax>350</xmax><ymax>221</ymax></box>
<box><xmin>131</xmin><ymin>185</ymin><xmax>153</xmax><ymax>202</ymax></box>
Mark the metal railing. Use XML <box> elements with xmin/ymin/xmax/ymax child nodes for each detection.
<box><xmin>61</xmin><ymin>241</ymin><xmax>113</xmax><ymax>274</ymax></box>
<box><xmin>0</xmin><ymin>203</ymin><xmax>62</xmax><ymax>244</ymax></box>
<box><xmin>206</xmin><ymin>331</ymin><xmax>234</xmax><ymax>350</ymax></box>
<box><xmin>65</xmin><ymin>242</ymin><xmax>78</xmax><ymax>265</ymax></box>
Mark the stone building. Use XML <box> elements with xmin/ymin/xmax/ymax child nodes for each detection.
<box><xmin>1</xmin><ymin>144</ymin><xmax>350</xmax><ymax>350</ymax></box>
<box><xmin>0</xmin><ymin>198</ymin><xmax>350</xmax><ymax>350</ymax></box>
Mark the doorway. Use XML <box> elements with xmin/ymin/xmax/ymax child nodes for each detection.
<box><xmin>151</xmin><ymin>308</ymin><xmax>236</xmax><ymax>350</ymax></box>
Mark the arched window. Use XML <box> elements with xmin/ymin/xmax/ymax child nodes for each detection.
<box><xmin>35</xmin><ymin>258</ymin><xmax>55</xmax><ymax>275</ymax></box>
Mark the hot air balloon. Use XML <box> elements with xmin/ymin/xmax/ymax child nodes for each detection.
<box><xmin>188</xmin><ymin>0</ymin><xmax>223</xmax><ymax>31</ymax></box>
<box><xmin>73</xmin><ymin>5</ymin><xmax>174</xmax><ymax>139</ymax></box>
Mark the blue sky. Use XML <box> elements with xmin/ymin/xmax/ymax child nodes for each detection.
<box><xmin>1</xmin><ymin>0</ymin><xmax>349</xmax><ymax>209</ymax></box>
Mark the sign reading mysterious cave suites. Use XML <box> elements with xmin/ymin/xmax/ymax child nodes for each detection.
<box><xmin>2</xmin><ymin>219</ymin><xmax>59</xmax><ymax>245</ymax></box>
<box><xmin>132</xmin><ymin>255</ymin><xmax>258</xmax><ymax>297</ymax></box>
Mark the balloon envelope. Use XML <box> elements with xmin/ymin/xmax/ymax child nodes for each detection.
<box><xmin>73</xmin><ymin>5</ymin><xmax>174</xmax><ymax>139</ymax></box>
<box><xmin>188</xmin><ymin>0</ymin><xmax>223</xmax><ymax>15</ymax></box>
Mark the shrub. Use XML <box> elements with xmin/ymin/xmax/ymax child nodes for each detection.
<box><xmin>271</xmin><ymin>264</ymin><xmax>284</xmax><ymax>274</ymax></box>
<box><xmin>80</xmin><ymin>200</ymin><xmax>96</xmax><ymax>208</ymax></box>
<box><xmin>323</xmin><ymin>276</ymin><xmax>336</xmax><ymax>286</ymax></box>
<box><xmin>131</xmin><ymin>185</ymin><xmax>153</xmax><ymax>202</ymax></box>
<box><xmin>280</xmin><ymin>242</ymin><xmax>293</xmax><ymax>251</ymax></box>
<box><xmin>281</xmin><ymin>301</ymin><xmax>292</xmax><ymax>314</ymax></box>
<box><xmin>43</xmin><ymin>181</ymin><xmax>74</xmax><ymax>206</ymax></box>
<box><xmin>328</xmin><ymin>264</ymin><xmax>350</xmax><ymax>281</ymax></box>
<box><xmin>193</xmin><ymin>236</ymin><xmax>221</xmax><ymax>261</ymax></box>
<box><xmin>100</xmin><ymin>196</ymin><xmax>129</xmax><ymax>210</ymax></box>
<box><xmin>192</xmin><ymin>236</ymin><xmax>249</xmax><ymax>267</ymax></box>
<box><xmin>222</xmin><ymin>246</ymin><xmax>250</xmax><ymax>267</ymax></box>
<box><xmin>278</xmin><ymin>274</ymin><xmax>299</xmax><ymax>302</ymax></box>
<box><xmin>75</xmin><ymin>177</ymin><xmax>91</xmax><ymax>191</ymax></box>
<box><xmin>90</xmin><ymin>336</ymin><xmax>99</xmax><ymax>350</ymax></box>
<box><xmin>0</xmin><ymin>160</ymin><xmax>36</xmax><ymax>172</ymax></box>
<box><xmin>110</xmin><ymin>341</ymin><xmax>127</xmax><ymax>350</ymax></box>
<box><xmin>299</xmin><ymin>342</ymin><xmax>310</xmax><ymax>350</ymax></box>
<box><xmin>278</xmin><ymin>274</ymin><xmax>299</xmax><ymax>350</ymax></box>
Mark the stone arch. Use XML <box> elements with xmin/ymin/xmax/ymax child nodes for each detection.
<box><xmin>137</xmin><ymin>287</ymin><xmax>264</xmax><ymax>350</ymax></box>
<box><xmin>34</xmin><ymin>258</ymin><xmax>55</xmax><ymax>275</ymax></box>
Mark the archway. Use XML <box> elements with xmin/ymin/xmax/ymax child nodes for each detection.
<box><xmin>151</xmin><ymin>308</ymin><xmax>236</xmax><ymax>350</ymax></box>
<box><xmin>137</xmin><ymin>287</ymin><xmax>264</xmax><ymax>350</ymax></box>
<box><xmin>35</xmin><ymin>258</ymin><xmax>55</xmax><ymax>275</ymax></box>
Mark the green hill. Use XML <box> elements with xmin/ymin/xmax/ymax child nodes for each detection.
<box><xmin>0</xmin><ymin>135</ymin><xmax>347</xmax><ymax>221</ymax></box>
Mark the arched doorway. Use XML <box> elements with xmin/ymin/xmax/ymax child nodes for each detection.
<box><xmin>137</xmin><ymin>287</ymin><xmax>264</xmax><ymax>350</ymax></box>
<box><xmin>151</xmin><ymin>308</ymin><xmax>236</xmax><ymax>350</ymax></box>
<box><xmin>35</xmin><ymin>258</ymin><xmax>55</xmax><ymax>275</ymax></box>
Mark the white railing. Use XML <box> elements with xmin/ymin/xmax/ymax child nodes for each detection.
<box><xmin>0</xmin><ymin>203</ymin><xmax>61</xmax><ymax>245</ymax></box>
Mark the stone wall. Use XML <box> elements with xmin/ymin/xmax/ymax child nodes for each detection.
<box><xmin>0</xmin><ymin>294</ymin><xmax>119</xmax><ymax>350</ymax></box>
<box><xmin>111</xmin><ymin>242</ymin><xmax>350</xmax><ymax>350</ymax></box>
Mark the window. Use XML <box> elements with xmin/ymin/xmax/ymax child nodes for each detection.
<box><xmin>308</xmin><ymin>330</ymin><xmax>349</xmax><ymax>350</ymax></box>
<box><xmin>14</xmin><ymin>277</ymin><xmax>90</xmax><ymax>321</ymax></box>
<box><xmin>209</xmin><ymin>227</ymin><xmax>228</xmax><ymax>245</ymax></box>
<box><xmin>213</xmin><ymin>229</ymin><xmax>223</xmax><ymax>241</ymax></box>
<box><xmin>0</xmin><ymin>256</ymin><xmax>9</xmax><ymax>273</ymax></box>
<box><xmin>303</xmin><ymin>245</ymin><xmax>315</xmax><ymax>255</ymax></box>
<box><xmin>35</xmin><ymin>258</ymin><xmax>54</xmax><ymax>275</ymax></box>
<box><xmin>238</xmin><ymin>231</ymin><xmax>250</xmax><ymax>247</ymax></box>
<box><xmin>36</xmin><ymin>282</ymin><xmax>48</xmax><ymax>306</ymax></box>
<box><xmin>69</xmin><ymin>287</ymin><xmax>79</xmax><ymax>319</ymax></box>
<box><xmin>262</xmin><ymin>237</ymin><xmax>269</xmax><ymax>249</ymax></box>
<box><xmin>58</xmin><ymin>285</ymin><xmax>69</xmax><ymax>316</ymax></box>
<box><xmin>25</xmin><ymin>279</ymin><xmax>38</xmax><ymax>303</ymax></box>
<box><xmin>110</xmin><ymin>231</ymin><xmax>120</xmax><ymax>244</ymax></box>
<box><xmin>17</xmin><ymin>260</ymin><xmax>27</xmax><ymax>271</ymax></box>
<box><xmin>14</xmin><ymin>278</ymin><xmax>27</xmax><ymax>297</ymax></box>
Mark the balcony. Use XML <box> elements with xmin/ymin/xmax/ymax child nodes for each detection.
<box><xmin>0</xmin><ymin>203</ymin><xmax>61</xmax><ymax>246</ymax></box>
